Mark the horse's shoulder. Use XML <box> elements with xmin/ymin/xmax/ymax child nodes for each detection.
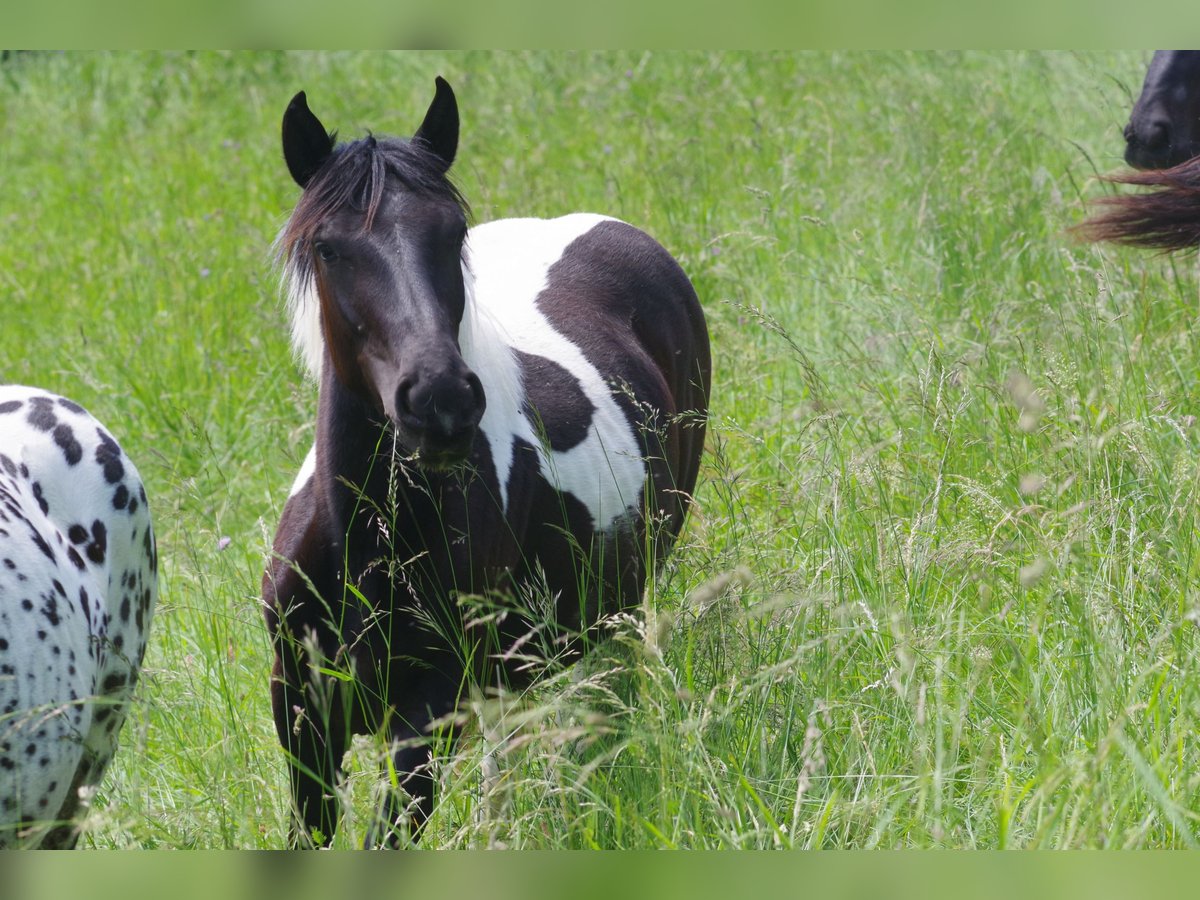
<box><xmin>265</xmin><ymin>471</ymin><xmax>336</xmax><ymax>607</ymax></box>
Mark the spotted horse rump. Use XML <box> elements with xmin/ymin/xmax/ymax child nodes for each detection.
<box><xmin>264</xmin><ymin>78</ymin><xmax>710</xmax><ymax>848</ymax></box>
<box><xmin>0</xmin><ymin>385</ymin><xmax>157</xmax><ymax>848</ymax></box>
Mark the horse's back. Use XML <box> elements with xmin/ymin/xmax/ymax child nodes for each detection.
<box><xmin>460</xmin><ymin>216</ymin><xmax>708</xmax><ymax>631</ymax></box>
<box><xmin>467</xmin><ymin>214</ymin><xmax>705</xmax><ymax>359</ymax></box>
<box><xmin>0</xmin><ymin>385</ymin><xmax>156</xmax><ymax>847</ymax></box>
<box><xmin>474</xmin><ymin>214</ymin><xmax>710</xmax><ymax>445</ymax></box>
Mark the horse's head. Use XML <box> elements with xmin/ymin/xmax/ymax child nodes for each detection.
<box><xmin>280</xmin><ymin>79</ymin><xmax>485</xmax><ymax>469</ymax></box>
<box><xmin>1124</xmin><ymin>51</ymin><xmax>1200</xmax><ymax>170</ymax></box>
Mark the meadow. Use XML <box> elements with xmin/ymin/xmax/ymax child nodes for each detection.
<box><xmin>1</xmin><ymin>50</ymin><xmax>1197</xmax><ymax>849</ymax></box>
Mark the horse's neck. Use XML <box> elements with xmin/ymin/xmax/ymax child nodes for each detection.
<box><xmin>314</xmin><ymin>374</ymin><xmax>425</xmax><ymax>552</ymax></box>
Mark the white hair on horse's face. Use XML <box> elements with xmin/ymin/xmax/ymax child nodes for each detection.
<box><xmin>278</xmin><ymin>229</ymin><xmax>326</xmax><ymax>381</ymax></box>
<box><xmin>282</xmin><ymin>213</ymin><xmax>647</xmax><ymax>530</ymax></box>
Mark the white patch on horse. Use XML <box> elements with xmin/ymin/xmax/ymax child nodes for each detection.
<box><xmin>279</xmin><ymin>225</ymin><xmax>325</xmax><ymax>380</ymax></box>
<box><xmin>459</xmin><ymin>214</ymin><xmax>646</xmax><ymax>529</ymax></box>
<box><xmin>288</xmin><ymin>444</ymin><xmax>317</xmax><ymax>499</ymax></box>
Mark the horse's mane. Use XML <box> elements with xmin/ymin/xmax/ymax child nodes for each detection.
<box><xmin>1078</xmin><ymin>156</ymin><xmax>1200</xmax><ymax>251</ymax></box>
<box><xmin>276</xmin><ymin>134</ymin><xmax>469</xmax><ymax>378</ymax></box>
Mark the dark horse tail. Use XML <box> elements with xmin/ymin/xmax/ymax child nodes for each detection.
<box><xmin>1079</xmin><ymin>156</ymin><xmax>1200</xmax><ymax>250</ymax></box>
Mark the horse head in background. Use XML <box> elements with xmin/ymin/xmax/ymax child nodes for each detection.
<box><xmin>1080</xmin><ymin>52</ymin><xmax>1200</xmax><ymax>249</ymax></box>
<box><xmin>1124</xmin><ymin>51</ymin><xmax>1200</xmax><ymax>170</ymax></box>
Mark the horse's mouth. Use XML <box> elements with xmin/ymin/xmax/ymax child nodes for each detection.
<box><xmin>1124</xmin><ymin>126</ymin><xmax>1200</xmax><ymax>171</ymax></box>
<box><xmin>1124</xmin><ymin>141</ymin><xmax>1179</xmax><ymax>171</ymax></box>
<box><xmin>415</xmin><ymin>445</ymin><xmax>473</xmax><ymax>472</ymax></box>
<box><xmin>389</xmin><ymin>419</ymin><xmax>477</xmax><ymax>471</ymax></box>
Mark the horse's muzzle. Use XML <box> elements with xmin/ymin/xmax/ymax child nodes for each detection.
<box><xmin>391</xmin><ymin>369</ymin><xmax>486</xmax><ymax>468</ymax></box>
<box><xmin>1124</xmin><ymin>104</ymin><xmax>1200</xmax><ymax>171</ymax></box>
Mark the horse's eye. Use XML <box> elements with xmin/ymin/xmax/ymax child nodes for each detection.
<box><xmin>314</xmin><ymin>241</ymin><xmax>338</xmax><ymax>263</ymax></box>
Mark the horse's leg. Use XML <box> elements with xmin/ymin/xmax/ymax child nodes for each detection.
<box><xmin>365</xmin><ymin>672</ymin><xmax>460</xmax><ymax>849</ymax></box>
<box><xmin>365</xmin><ymin>731</ymin><xmax>435</xmax><ymax>848</ymax></box>
<box><xmin>271</xmin><ymin>651</ymin><xmax>349</xmax><ymax>848</ymax></box>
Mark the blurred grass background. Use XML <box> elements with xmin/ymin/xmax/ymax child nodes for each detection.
<box><xmin>3</xmin><ymin>50</ymin><xmax>1198</xmax><ymax>848</ymax></box>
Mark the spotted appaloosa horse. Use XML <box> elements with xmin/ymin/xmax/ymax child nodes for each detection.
<box><xmin>0</xmin><ymin>386</ymin><xmax>156</xmax><ymax>848</ymax></box>
<box><xmin>1123</xmin><ymin>51</ymin><xmax>1200</xmax><ymax>171</ymax></box>
<box><xmin>262</xmin><ymin>77</ymin><xmax>710</xmax><ymax>847</ymax></box>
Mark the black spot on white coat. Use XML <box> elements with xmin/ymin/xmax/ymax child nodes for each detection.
<box><xmin>25</xmin><ymin>398</ymin><xmax>57</xmax><ymax>433</ymax></box>
<box><xmin>52</xmin><ymin>425</ymin><xmax>82</xmax><ymax>467</ymax></box>
<box><xmin>514</xmin><ymin>350</ymin><xmax>595</xmax><ymax>452</ymax></box>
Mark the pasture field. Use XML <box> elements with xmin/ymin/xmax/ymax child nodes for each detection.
<box><xmin>0</xmin><ymin>50</ymin><xmax>1196</xmax><ymax>849</ymax></box>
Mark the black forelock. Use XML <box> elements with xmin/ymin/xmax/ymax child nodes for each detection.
<box><xmin>278</xmin><ymin>133</ymin><xmax>469</xmax><ymax>278</ymax></box>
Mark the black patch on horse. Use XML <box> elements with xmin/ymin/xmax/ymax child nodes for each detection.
<box><xmin>94</xmin><ymin>429</ymin><xmax>125</xmax><ymax>484</ymax></box>
<box><xmin>28</xmin><ymin>532</ymin><xmax>54</xmax><ymax>563</ymax></box>
<box><xmin>31</xmin><ymin>483</ymin><xmax>48</xmax><ymax>516</ymax></box>
<box><xmin>26</xmin><ymin>397</ymin><xmax>58</xmax><ymax>432</ymax></box>
<box><xmin>86</xmin><ymin>520</ymin><xmax>107</xmax><ymax>565</ymax></box>
<box><xmin>514</xmin><ymin>350</ymin><xmax>594</xmax><ymax>452</ymax></box>
<box><xmin>533</xmin><ymin>220</ymin><xmax>698</xmax><ymax>439</ymax></box>
<box><xmin>52</xmin><ymin>424</ymin><xmax>83</xmax><ymax>466</ymax></box>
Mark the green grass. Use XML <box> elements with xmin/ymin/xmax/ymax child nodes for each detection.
<box><xmin>3</xmin><ymin>50</ymin><xmax>1199</xmax><ymax>848</ymax></box>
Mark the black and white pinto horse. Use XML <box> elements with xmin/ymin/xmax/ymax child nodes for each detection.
<box><xmin>263</xmin><ymin>78</ymin><xmax>710</xmax><ymax>847</ymax></box>
<box><xmin>1123</xmin><ymin>50</ymin><xmax>1200</xmax><ymax>171</ymax></box>
<box><xmin>0</xmin><ymin>386</ymin><xmax>156</xmax><ymax>848</ymax></box>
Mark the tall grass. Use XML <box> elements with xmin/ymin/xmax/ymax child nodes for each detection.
<box><xmin>2</xmin><ymin>50</ymin><xmax>1197</xmax><ymax>848</ymax></box>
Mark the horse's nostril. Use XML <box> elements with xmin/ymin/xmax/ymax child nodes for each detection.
<box><xmin>394</xmin><ymin>377</ymin><xmax>422</xmax><ymax>425</ymax></box>
<box><xmin>393</xmin><ymin>370</ymin><xmax>483</xmax><ymax>440</ymax></box>
<box><xmin>1146</xmin><ymin>119</ymin><xmax>1171</xmax><ymax>149</ymax></box>
<box><xmin>466</xmin><ymin>372</ymin><xmax>485</xmax><ymax>421</ymax></box>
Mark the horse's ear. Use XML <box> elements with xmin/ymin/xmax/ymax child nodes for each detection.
<box><xmin>413</xmin><ymin>76</ymin><xmax>458</xmax><ymax>171</ymax></box>
<box><xmin>282</xmin><ymin>91</ymin><xmax>334</xmax><ymax>188</ymax></box>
